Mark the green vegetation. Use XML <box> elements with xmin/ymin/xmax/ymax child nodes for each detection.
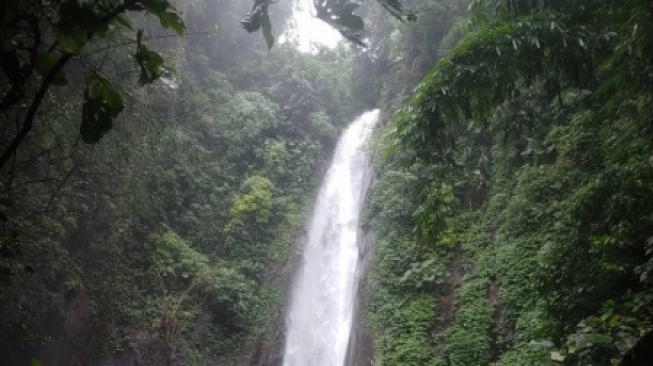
<box><xmin>0</xmin><ymin>0</ymin><xmax>186</xmax><ymax>171</ymax></box>
<box><xmin>244</xmin><ymin>0</ymin><xmax>415</xmax><ymax>46</ymax></box>
<box><xmin>2</xmin><ymin>0</ymin><xmax>652</xmax><ymax>365</ymax></box>
<box><xmin>365</xmin><ymin>0</ymin><xmax>653</xmax><ymax>365</ymax></box>
<box><xmin>0</xmin><ymin>0</ymin><xmax>371</xmax><ymax>363</ymax></box>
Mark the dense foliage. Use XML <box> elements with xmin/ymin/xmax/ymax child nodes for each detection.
<box><xmin>364</xmin><ymin>0</ymin><xmax>653</xmax><ymax>365</ymax></box>
<box><xmin>243</xmin><ymin>0</ymin><xmax>415</xmax><ymax>47</ymax></box>
<box><xmin>0</xmin><ymin>0</ymin><xmax>187</xmax><ymax>172</ymax></box>
<box><xmin>0</xmin><ymin>0</ymin><xmax>365</xmax><ymax>364</ymax></box>
<box><xmin>3</xmin><ymin>0</ymin><xmax>653</xmax><ymax>365</ymax></box>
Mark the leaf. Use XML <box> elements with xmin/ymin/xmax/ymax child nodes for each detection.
<box><xmin>87</xmin><ymin>73</ymin><xmax>123</xmax><ymax>108</ymax></box>
<box><xmin>31</xmin><ymin>359</ymin><xmax>42</xmax><ymax>366</ymax></box>
<box><xmin>609</xmin><ymin>314</ymin><xmax>620</xmax><ymax>327</ymax></box>
<box><xmin>261</xmin><ymin>8</ymin><xmax>274</xmax><ymax>49</ymax></box>
<box><xmin>56</xmin><ymin>0</ymin><xmax>102</xmax><ymax>31</ymax></box>
<box><xmin>342</xmin><ymin>33</ymin><xmax>367</xmax><ymax>47</ymax></box>
<box><xmin>80</xmin><ymin>73</ymin><xmax>124</xmax><ymax>144</ymax></box>
<box><xmin>241</xmin><ymin>4</ymin><xmax>264</xmax><ymax>33</ymax></box>
<box><xmin>114</xmin><ymin>15</ymin><xmax>134</xmax><ymax>30</ymax></box>
<box><xmin>55</xmin><ymin>29</ymin><xmax>87</xmax><ymax>53</ymax></box>
<box><xmin>550</xmin><ymin>352</ymin><xmax>565</xmax><ymax>362</ymax></box>
<box><xmin>135</xmin><ymin>43</ymin><xmax>165</xmax><ymax>85</ymax></box>
<box><xmin>140</xmin><ymin>0</ymin><xmax>170</xmax><ymax>13</ymax></box>
<box><xmin>336</xmin><ymin>13</ymin><xmax>364</xmax><ymax>33</ymax></box>
<box><xmin>377</xmin><ymin>0</ymin><xmax>407</xmax><ymax>20</ymax></box>
<box><xmin>529</xmin><ymin>339</ymin><xmax>554</xmax><ymax>349</ymax></box>
<box><xmin>587</xmin><ymin>333</ymin><xmax>613</xmax><ymax>345</ymax></box>
<box><xmin>205</xmin><ymin>24</ymin><xmax>220</xmax><ymax>36</ymax></box>
<box><xmin>342</xmin><ymin>2</ymin><xmax>360</xmax><ymax>14</ymax></box>
<box><xmin>157</xmin><ymin>11</ymin><xmax>185</xmax><ymax>35</ymax></box>
<box><xmin>568</xmin><ymin>342</ymin><xmax>577</xmax><ymax>354</ymax></box>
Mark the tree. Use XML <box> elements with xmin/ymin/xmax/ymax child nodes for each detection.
<box><xmin>392</xmin><ymin>0</ymin><xmax>653</xmax><ymax>166</ymax></box>
<box><xmin>0</xmin><ymin>0</ymin><xmax>185</xmax><ymax>172</ymax></box>
<box><xmin>241</xmin><ymin>0</ymin><xmax>415</xmax><ymax>47</ymax></box>
<box><xmin>369</xmin><ymin>1</ymin><xmax>653</xmax><ymax>365</ymax></box>
<box><xmin>0</xmin><ymin>0</ymin><xmax>418</xmax><ymax>176</ymax></box>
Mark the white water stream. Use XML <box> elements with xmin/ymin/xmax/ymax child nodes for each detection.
<box><xmin>283</xmin><ymin>110</ymin><xmax>379</xmax><ymax>366</ymax></box>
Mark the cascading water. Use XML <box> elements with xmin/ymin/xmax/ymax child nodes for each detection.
<box><xmin>283</xmin><ymin>110</ymin><xmax>379</xmax><ymax>366</ymax></box>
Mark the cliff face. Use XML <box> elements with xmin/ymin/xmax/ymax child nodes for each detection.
<box><xmin>346</xmin><ymin>301</ymin><xmax>375</xmax><ymax>366</ymax></box>
<box><xmin>345</xmin><ymin>231</ymin><xmax>376</xmax><ymax>366</ymax></box>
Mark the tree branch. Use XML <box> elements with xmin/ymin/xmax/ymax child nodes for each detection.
<box><xmin>0</xmin><ymin>53</ymin><xmax>72</xmax><ymax>171</ymax></box>
<box><xmin>0</xmin><ymin>0</ymin><xmax>140</xmax><ymax>172</ymax></box>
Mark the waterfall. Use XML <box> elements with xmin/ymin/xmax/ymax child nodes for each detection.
<box><xmin>283</xmin><ymin>110</ymin><xmax>379</xmax><ymax>366</ymax></box>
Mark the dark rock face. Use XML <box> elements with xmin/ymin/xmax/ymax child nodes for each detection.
<box><xmin>620</xmin><ymin>331</ymin><xmax>653</xmax><ymax>366</ymax></box>
<box><xmin>2</xmin><ymin>287</ymin><xmax>99</xmax><ymax>366</ymax></box>
<box><xmin>100</xmin><ymin>351</ymin><xmax>141</xmax><ymax>366</ymax></box>
<box><xmin>345</xmin><ymin>300</ymin><xmax>374</xmax><ymax>366</ymax></box>
<box><xmin>345</xmin><ymin>230</ymin><xmax>375</xmax><ymax>366</ymax></box>
<box><xmin>247</xmin><ymin>332</ymin><xmax>284</xmax><ymax>366</ymax></box>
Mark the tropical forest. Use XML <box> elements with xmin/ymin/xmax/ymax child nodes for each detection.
<box><xmin>0</xmin><ymin>0</ymin><xmax>651</xmax><ymax>365</ymax></box>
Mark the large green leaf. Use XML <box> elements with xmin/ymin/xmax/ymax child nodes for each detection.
<box><xmin>54</xmin><ymin>0</ymin><xmax>107</xmax><ymax>51</ymax></box>
<box><xmin>342</xmin><ymin>2</ymin><xmax>360</xmax><ymax>14</ymax></box>
<box><xmin>139</xmin><ymin>0</ymin><xmax>170</xmax><ymax>13</ymax></box>
<box><xmin>240</xmin><ymin>0</ymin><xmax>410</xmax><ymax>47</ymax></box>
<box><xmin>135</xmin><ymin>31</ymin><xmax>165</xmax><ymax>85</ymax></box>
<box><xmin>56</xmin><ymin>0</ymin><xmax>102</xmax><ymax>32</ymax></box>
<box><xmin>80</xmin><ymin>73</ymin><xmax>124</xmax><ymax>144</ymax></box>
<box><xmin>54</xmin><ymin>29</ymin><xmax>87</xmax><ymax>53</ymax></box>
<box><xmin>114</xmin><ymin>15</ymin><xmax>134</xmax><ymax>30</ymax></box>
<box><xmin>336</xmin><ymin>13</ymin><xmax>364</xmax><ymax>33</ymax></box>
<box><xmin>156</xmin><ymin>11</ymin><xmax>185</xmax><ymax>35</ymax></box>
<box><xmin>241</xmin><ymin>3</ymin><xmax>265</xmax><ymax>33</ymax></box>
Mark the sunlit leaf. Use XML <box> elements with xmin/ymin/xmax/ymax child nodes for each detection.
<box><xmin>135</xmin><ymin>35</ymin><xmax>165</xmax><ymax>85</ymax></box>
<box><xmin>550</xmin><ymin>351</ymin><xmax>565</xmax><ymax>362</ymax></box>
<box><xmin>157</xmin><ymin>11</ymin><xmax>185</xmax><ymax>35</ymax></box>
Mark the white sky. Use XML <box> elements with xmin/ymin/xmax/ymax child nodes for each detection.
<box><xmin>280</xmin><ymin>0</ymin><xmax>343</xmax><ymax>52</ymax></box>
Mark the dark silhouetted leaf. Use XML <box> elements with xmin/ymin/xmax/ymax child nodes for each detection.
<box><xmin>342</xmin><ymin>2</ymin><xmax>360</xmax><ymax>14</ymax></box>
<box><xmin>56</xmin><ymin>0</ymin><xmax>102</xmax><ymax>32</ymax></box>
<box><xmin>80</xmin><ymin>73</ymin><xmax>124</xmax><ymax>144</ymax></box>
<box><xmin>241</xmin><ymin>4</ymin><xmax>264</xmax><ymax>33</ymax></box>
<box><xmin>114</xmin><ymin>15</ymin><xmax>134</xmax><ymax>30</ymax></box>
<box><xmin>140</xmin><ymin>0</ymin><xmax>170</xmax><ymax>14</ymax></box>
<box><xmin>54</xmin><ymin>29</ymin><xmax>87</xmax><ymax>53</ymax></box>
<box><xmin>337</xmin><ymin>13</ymin><xmax>364</xmax><ymax>33</ymax></box>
